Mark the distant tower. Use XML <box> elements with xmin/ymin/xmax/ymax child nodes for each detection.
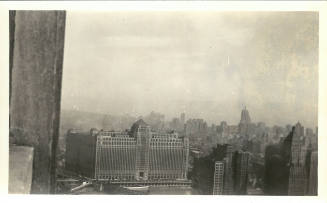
<box><xmin>239</xmin><ymin>106</ymin><xmax>252</xmax><ymax>135</ymax></box>
<box><xmin>240</xmin><ymin>106</ymin><xmax>251</xmax><ymax>124</ymax></box>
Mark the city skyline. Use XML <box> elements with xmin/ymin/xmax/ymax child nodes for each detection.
<box><xmin>61</xmin><ymin>11</ymin><xmax>318</xmax><ymax>131</ymax></box>
<box><xmin>61</xmin><ymin>107</ymin><xmax>318</xmax><ymax>130</ymax></box>
<box><xmin>7</xmin><ymin>7</ymin><xmax>321</xmax><ymax>196</ymax></box>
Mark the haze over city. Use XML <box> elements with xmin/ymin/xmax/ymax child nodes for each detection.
<box><xmin>61</xmin><ymin>11</ymin><xmax>318</xmax><ymax>128</ymax></box>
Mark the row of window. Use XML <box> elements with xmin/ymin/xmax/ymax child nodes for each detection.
<box><xmin>98</xmin><ymin>142</ymin><xmax>137</xmax><ymax>146</ymax></box>
<box><xmin>98</xmin><ymin>137</ymin><xmax>135</xmax><ymax>141</ymax></box>
<box><xmin>97</xmin><ymin>142</ymin><xmax>186</xmax><ymax>147</ymax></box>
<box><xmin>96</xmin><ymin>175</ymin><xmax>135</xmax><ymax>180</ymax></box>
<box><xmin>150</xmin><ymin>138</ymin><xmax>183</xmax><ymax>142</ymax></box>
<box><xmin>96</xmin><ymin>148</ymin><xmax>137</xmax><ymax>172</ymax></box>
<box><xmin>150</xmin><ymin>143</ymin><xmax>184</xmax><ymax>147</ymax></box>
<box><xmin>97</xmin><ymin>135</ymin><xmax>186</xmax><ymax>142</ymax></box>
<box><xmin>148</xmin><ymin>174</ymin><xmax>184</xmax><ymax>179</ymax></box>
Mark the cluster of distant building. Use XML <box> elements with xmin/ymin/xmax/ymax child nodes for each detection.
<box><xmin>63</xmin><ymin>107</ymin><xmax>318</xmax><ymax>195</ymax></box>
<box><xmin>188</xmin><ymin>108</ymin><xmax>317</xmax><ymax>195</ymax></box>
<box><xmin>182</xmin><ymin>108</ymin><xmax>317</xmax><ymax>157</ymax></box>
<box><xmin>199</xmin><ymin>121</ymin><xmax>317</xmax><ymax>196</ymax></box>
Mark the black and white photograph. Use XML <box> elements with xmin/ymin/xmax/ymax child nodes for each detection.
<box><xmin>2</xmin><ymin>2</ymin><xmax>326</xmax><ymax>198</ymax></box>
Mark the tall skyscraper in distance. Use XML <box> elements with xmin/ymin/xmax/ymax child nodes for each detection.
<box><xmin>213</xmin><ymin>161</ymin><xmax>224</xmax><ymax>195</ymax></box>
<box><xmin>240</xmin><ymin>106</ymin><xmax>251</xmax><ymax>124</ymax></box>
<box><xmin>239</xmin><ymin>107</ymin><xmax>254</xmax><ymax>136</ymax></box>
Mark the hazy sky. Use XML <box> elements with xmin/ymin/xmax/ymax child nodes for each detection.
<box><xmin>61</xmin><ymin>11</ymin><xmax>318</xmax><ymax>128</ymax></box>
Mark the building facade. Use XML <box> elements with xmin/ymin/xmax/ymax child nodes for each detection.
<box><xmin>213</xmin><ymin>161</ymin><xmax>224</xmax><ymax>195</ymax></box>
<box><xmin>287</xmin><ymin>122</ymin><xmax>307</xmax><ymax>195</ymax></box>
<box><xmin>307</xmin><ymin>151</ymin><xmax>318</xmax><ymax>195</ymax></box>
<box><xmin>66</xmin><ymin>119</ymin><xmax>189</xmax><ymax>184</ymax></box>
<box><xmin>211</xmin><ymin>144</ymin><xmax>234</xmax><ymax>195</ymax></box>
<box><xmin>264</xmin><ymin>122</ymin><xmax>318</xmax><ymax>196</ymax></box>
<box><xmin>233</xmin><ymin>151</ymin><xmax>250</xmax><ymax>195</ymax></box>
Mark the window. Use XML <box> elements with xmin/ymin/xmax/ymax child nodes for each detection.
<box><xmin>139</xmin><ymin>172</ymin><xmax>144</xmax><ymax>178</ymax></box>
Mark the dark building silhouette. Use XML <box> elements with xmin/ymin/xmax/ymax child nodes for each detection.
<box><xmin>264</xmin><ymin>122</ymin><xmax>317</xmax><ymax>196</ymax></box>
<box><xmin>211</xmin><ymin>144</ymin><xmax>234</xmax><ymax>194</ymax></box>
<box><xmin>287</xmin><ymin>122</ymin><xmax>307</xmax><ymax>195</ymax></box>
<box><xmin>192</xmin><ymin>144</ymin><xmax>234</xmax><ymax>195</ymax></box>
<box><xmin>191</xmin><ymin>156</ymin><xmax>215</xmax><ymax>194</ymax></box>
<box><xmin>193</xmin><ymin>143</ymin><xmax>252</xmax><ymax>195</ymax></box>
<box><xmin>233</xmin><ymin>151</ymin><xmax>250</xmax><ymax>195</ymax></box>
<box><xmin>264</xmin><ymin>144</ymin><xmax>289</xmax><ymax>195</ymax></box>
<box><xmin>307</xmin><ymin>151</ymin><xmax>318</xmax><ymax>195</ymax></box>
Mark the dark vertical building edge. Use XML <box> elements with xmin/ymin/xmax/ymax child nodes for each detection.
<box><xmin>49</xmin><ymin>11</ymin><xmax>66</xmax><ymax>194</ymax></box>
<box><xmin>9</xmin><ymin>10</ymin><xmax>66</xmax><ymax>194</ymax></box>
<box><xmin>9</xmin><ymin>10</ymin><xmax>16</xmax><ymax>129</ymax></box>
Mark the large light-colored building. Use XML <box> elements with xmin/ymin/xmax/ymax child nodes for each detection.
<box><xmin>66</xmin><ymin>119</ymin><xmax>189</xmax><ymax>185</ymax></box>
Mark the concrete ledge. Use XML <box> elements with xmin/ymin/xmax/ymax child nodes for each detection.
<box><xmin>9</xmin><ymin>146</ymin><xmax>34</xmax><ymax>194</ymax></box>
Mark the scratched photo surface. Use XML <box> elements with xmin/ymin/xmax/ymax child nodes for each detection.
<box><xmin>9</xmin><ymin>11</ymin><xmax>318</xmax><ymax>195</ymax></box>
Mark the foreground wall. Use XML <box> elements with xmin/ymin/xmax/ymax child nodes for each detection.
<box><xmin>10</xmin><ymin>11</ymin><xmax>66</xmax><ymax>193</ymax></box>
